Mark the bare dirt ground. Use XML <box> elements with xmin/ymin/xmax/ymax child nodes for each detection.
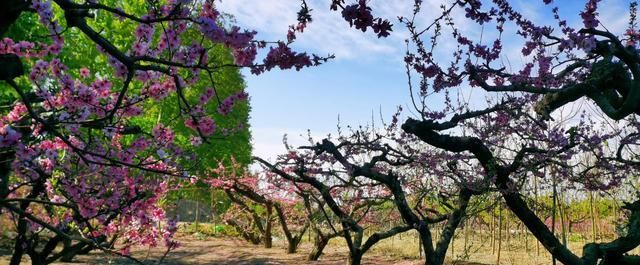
<box><xmin>1</xmin><ymin>234</ymin><xmax>423</xmax><ymax>265</ymax></box>
<box><xmin>5</xmin><ymin>229</ymin><xmax>639</xmax><ymax>265</ymax></box>
<box><xmin>0</xmin><ymin>232</ymin><xmax>571</xmax><ymax>265</ymax></box>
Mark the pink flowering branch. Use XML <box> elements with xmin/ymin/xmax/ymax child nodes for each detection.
<box><xmin>0</xmin><ymin>0</ymin><xmax>330</xmax><ymax>263</ymax></box>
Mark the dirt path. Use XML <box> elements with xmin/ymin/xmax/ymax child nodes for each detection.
<box><xmin>0</xmin><ymin>235</ymin><xmax>423</xmax><ymax>265</ymax></box>
<box><xmin>1</xmin><ymin>231</ymin><xmax>574</xmax><ymax>265</ymax></box>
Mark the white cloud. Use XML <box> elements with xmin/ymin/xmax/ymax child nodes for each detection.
<box><xmin>217</xmin><ymin>0</ymin><xmax>406</xmax><ymax>59</ymax></box>
<box><xmin>251</xmin><ymin>127</ymin><xmax>332</xmax><ymax>161</ymax></box>
<box><xmin>598</xmin><ymin>0</ymin><xmax>630</xmax><ymax>33</ymax></box>
<box><xmin>225</xmin><ymin>1</ymin><xmax>635</xmax><ymax>161</ymax></box>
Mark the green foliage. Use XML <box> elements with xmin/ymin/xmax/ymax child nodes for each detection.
<box><xmin>165</xmin><ymin>188</ymin><xmax>232</xmax><ymax>213</ymax></box>
<box><xmin>3</xmin><ymin>0</ymin><xmax>251</xmax><ymax>205</ymax></box>
<box><xmin>568</xmin><ymin>232</ymin><xmax>586</xmax><ymax>242</ymax></box>
<box><xmin>183</xmin><ymin>222</ymin><xmax>237</xmax><ymax>238</ymax></box>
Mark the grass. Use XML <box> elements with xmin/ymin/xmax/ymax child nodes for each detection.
<box><xmin>299</xmin><ymin>226</ymin><xmax>640</xmax><ymax>265</ymax></box>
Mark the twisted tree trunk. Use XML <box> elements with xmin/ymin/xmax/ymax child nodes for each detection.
<box><xmin>308</xmin><ymin>234</ymin><xmax>329</xmax><ymax>261</ymax></box>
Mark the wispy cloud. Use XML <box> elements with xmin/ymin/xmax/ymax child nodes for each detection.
<box><xmin>218</xmin><ymin>0</ymin><xmax>402</xmax><ymax>59</ymax></box>
<box><xmin>250</xmin><ymin>127</ymin><xmax>332</xmax><ymax>162</ymax></box>
<box><xmin>222</xmin><ymin>1</ymin><xmax>634</xmax><ymax>161</ymax></box>
<box><xmin>599</xmin><ymin>0</ymin><xmax>630</xmax><ymax>33</ymax></box>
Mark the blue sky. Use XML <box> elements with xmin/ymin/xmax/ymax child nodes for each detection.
<box><xmin>217</xmin><ymin>0</ymin><xmax>631</xmax><ymax>161</ymax></box>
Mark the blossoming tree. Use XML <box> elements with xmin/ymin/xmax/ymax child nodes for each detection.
<box><xmin>0</xmin><ymin>0</ymin><xmax>327</xmax><ymax>264</ymax></box>
<box><xmin>243</xmin><ymin>1</ymin><xmax>640</xmax><ymax>264</ymax></box>
<box><xmin>208</xmin><ymin>157</ymin><xmax>309</xmax><ymax>253</ymax></box>
<box><xmin>255</xmin><ymin>131</ymin><xmax>414</xmax><ymax>265</ymax></box>
<box><xmin>321</xmin><ymin>0</ymin><xmax>640</xmax><ymax>264</ymax></box>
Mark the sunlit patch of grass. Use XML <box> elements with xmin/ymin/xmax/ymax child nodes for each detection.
<box><xmin>179</xmin><ymin>222</ymin><xmax>237</xmax><ymax>239</ymax></box>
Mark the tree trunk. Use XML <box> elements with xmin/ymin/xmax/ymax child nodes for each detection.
<box><xmin>422</xmin><ymin>190</ymin><xmax>471</xmax><ymax>265</ymax></box>
<box><xmin>27</xmin><ymin>251</ymin><xmax>47</xmax><ymax>265</ymax></box>
<box><xmin>595</xmin><ymin>195</ymin><xmax>601</xmax><ymax>241</ymax></box>
<box><xmin>9</xmin><ymin>236</ymin><xmax>25</xmax><ymax>265</ymax></box>
<box><xmin>491</xmin><ymin>206</ymin><xmax>496</xmax><ymax>254</ymax></box>
<box><xmin>226</xmin><ymin>219</ymin><xmax>261</xmax><ymax>245</ymax></box>
<box><xmin>496</xmin><ymin>174</ymin><xmax>586</xmax><ymax>265</ymax></box>
<box><xmin>534</xmin><ymin>175</ymin><xmax>540</xmax><ymax>255</ymax></box>
<box><xmin>195</xmin><ymin>199</ymin><xmax>200</xmax><ymax>232</ymax></box>
<box><xmin>590</xmin><ymin>192</ymin><xmax>597</xmax><ymax>242</ymax></box>
<box><xmin>496</xmin><ymin>204</ymin><xmax>503</xmax><ymax>265</ymax></box>
<box><xmin>286</xmin><ymin>231</ymin><xmax>306</xmax><ymax>254</ymax></box>
<box><xmin>552</xmin><ymin>173</ymin><xmax>558</xmax><ymax>265</ymax></box>
<box><xmin>274</xmin><ymin>203</ymin><xmax>307</xmax><ymax>253</ymax></box>
<box><xmin>348</xmin><ymin>251</ymin><xmax>362</xmax><ymax>265</ymax></box>
<box><xmin>57</xmin><ymin>241</ymin><xmax>91</xmax><ymax>263</ymax></box>
<box><xmin>9</xmin><ymin>181</ymin><xmax>45</xmax><ymax>265</ymax></box>
<box><xmin>419</xmin><ymin>232</ymin><xmax>423</xmax><ymax>259</ymax></box>
<box><xmin>0</xmin><ymin>154</ymin><xmax>12</xmax><ymax>200</ymax></box>
<box><xmin>450</xmin><ymin>229</ymin><xmax>455</xmax><ymax>260</ymax></box>
<box><xmin>264</xmin><ymin>204</ymin><xmax>273</xmax><ymax>248</ymax></box>
<box><xmin>286</xmin><ymin>242</ymin><xmax>296</xmax><ymax>254</ymax></box>
<box><xmin>426</xmin><ymin>253</ymin><xmax>446</xmax><ymax>265</ymax></box>
<box><xmin>308</xmin><ymin>236</ymin><xmax>329</xmax><ymax>261</ymax></box>
<box><xmin>559</xmin><ymin>187</ymin><xmax>567</xmax><ymax>246</ymax></box>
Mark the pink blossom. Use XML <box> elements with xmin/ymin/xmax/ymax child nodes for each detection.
<box><xmin>79</xmin><ymin>68</ymin><xmax>90</xmax><ymax>78</ymax></box>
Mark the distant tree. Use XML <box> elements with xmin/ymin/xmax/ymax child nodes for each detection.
<box><xmin>208</xmin><ymin>157</ymin><xmax>309</xmax><ymax>253</ymax></box>
<box><xmin>258</xmin><ymin>148</ymin><xmax>347</xmax><ymax>260</ymax></box>
<box><xmin>256</xmin><ymin>116</ymin><xmax>492</xmax><ymax>265</ymax></box>
<box><xmin>255</xmin><ymin>132</ymin><xmax>413</xmax><ymax>265</ymax></box>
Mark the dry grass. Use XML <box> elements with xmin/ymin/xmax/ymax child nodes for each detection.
<box><xmin>322</xmin><ymin>228</ymin><xmax>640</xmax><ymax>265</ymax></box>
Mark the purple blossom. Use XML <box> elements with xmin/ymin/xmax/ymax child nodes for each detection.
<box><xmin>580</xmin><ymin>0</ymin><xmax>601</xmax><ymax>29</ymax></box>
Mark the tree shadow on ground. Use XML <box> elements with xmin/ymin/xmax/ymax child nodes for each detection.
<box><xmin>85</xmin><ymin>257</ymin><xmax>280</xmax><ymax>265</ymax></box>
<box><xmin>73</xmin><ymin>248</ymin><xmax>292</xmax><ymax>265</ymax></box>
<box><xmin>0</xmin><ymin>247</ymin><xmax>12</xmax><ymax>256</ymax></box>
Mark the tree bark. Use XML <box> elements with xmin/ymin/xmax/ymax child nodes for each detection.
<box><xmin>0</xmin><ymin>152</ymin><xmax>13</xmax><ymax>200</ymax></box>
<box><xmin>10</xmin><ymin>180</ymin><xmax>46</xmax><ymax>265</ymax></box>
<box><xmin>401</xmin><ymin>117</ymin><xmax>640</xmax><ymax>265</ymax></box>
<box><xmin>274</xmin><ymin>203</ymin><xmax>307</xmax><ymax>253</ymax></box>
<box><xmin>496</xmin><ymin>204</ymin><xmax>503</xmax><ymax>265</ymax></box>
<box><xmin>264</xmin><ymin>203</ymin><xmax>273</xmax><ymax>249</ymax></box>
<box><xmin>226</xmin><ymin>219</ymin><xmax>261</xmax><ymax>245</ymax></box>
<box><xmin>348</xmin><ymin>251</ymin><xmax>363</xmax><ymax>265</ymax></box>
<box><xmin>308</xmin><ymin>235</ymin><xmax>329</xmax><ymax>261</ymax></box>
